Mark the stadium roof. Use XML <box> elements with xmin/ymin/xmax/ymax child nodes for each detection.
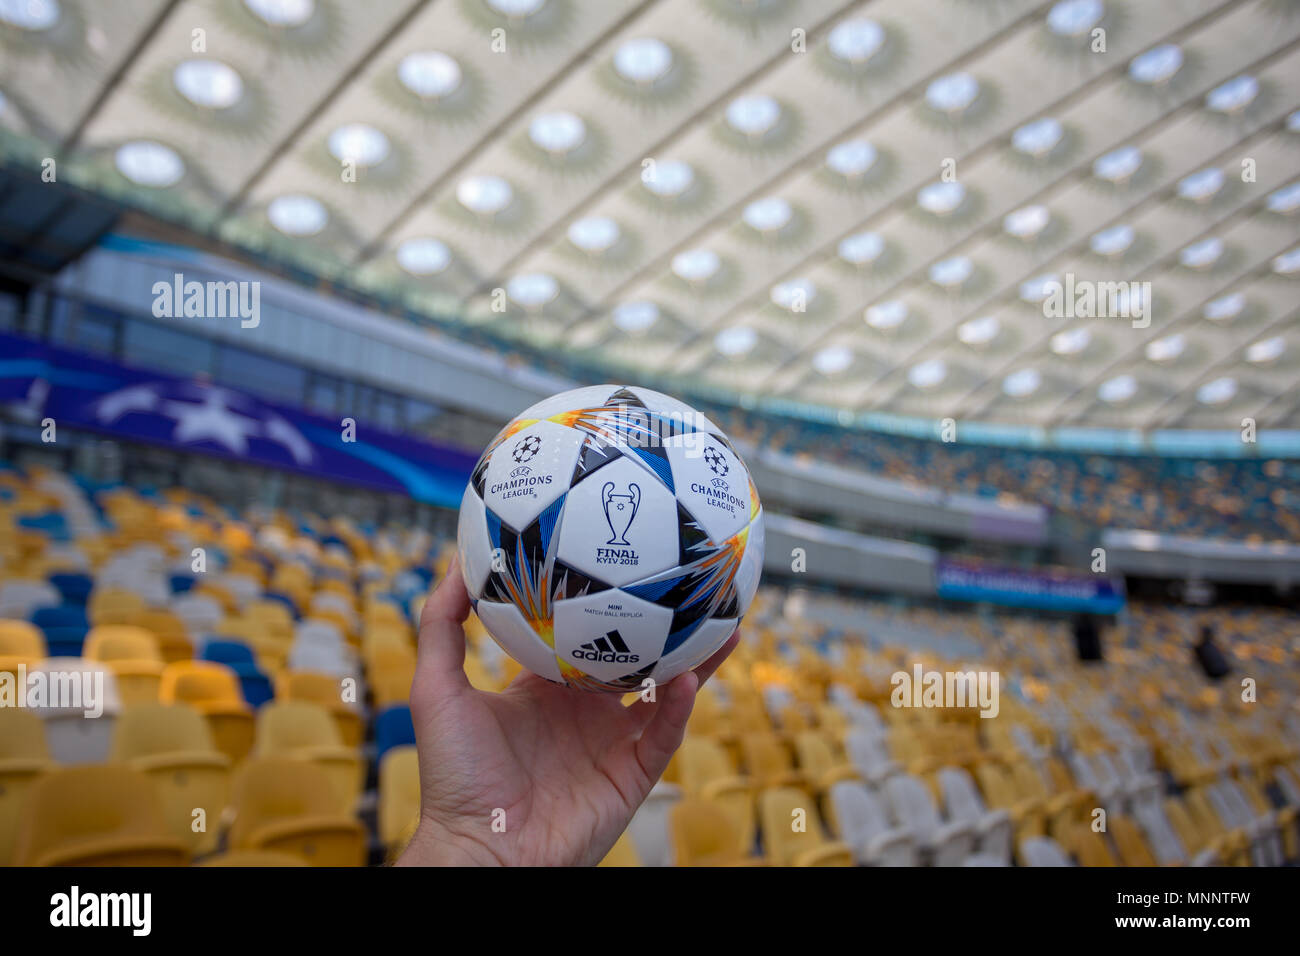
<box><xmin>1</xmin><ymin>0</ymin><xmax>1298</xmax><ymax>432</ymax></box>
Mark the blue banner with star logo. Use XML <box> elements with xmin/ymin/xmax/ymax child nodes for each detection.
<box><xmin>0</xmin><ymin>331</ymin><xmax>476</xmax><ymax>507</ymax></box>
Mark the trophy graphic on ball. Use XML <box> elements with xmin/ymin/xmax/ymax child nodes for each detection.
<box><xmin>602</xmin><ymin>481</ymin><xmax>641</xmax><ymax>546</ymax></box>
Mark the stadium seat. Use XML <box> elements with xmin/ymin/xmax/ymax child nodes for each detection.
<box><xmin>669</xmin><ymin>799</ymin><xmax>761</xmax><ymax>866</ymax></box>
<box><xmin>368</xmin><ymin>646</ymin><xmax>415</xmax><ymax>706</ymax></box>
<box><xmin>14</xmin><ymin>765</ymin><xmax>190</xmax><ymax>866</ymax></box>
<box><xmin>845</xmin><ymin>728</ymin><xmax>902</xmax><ymax>786</ymax></box>
<box><xmin>254</xmin><ymin>700</ymin><xmax>363</xmax><ymax>812</ymax></box>
<box><xmin>31</xmin><ymin>605</ymin><xmax>89</xmax><ymax>657</ymax></box>
<box><xmin>201</xmin><ymin>640</ymin><xmax>275</xmax><ymax>708</ymax></box>
<box><xmin>275</xmin><ymin>670</ymin><xmax>363</xmax><ymax>746</ymax></box>
<box><xmin>227</xmin><ymin>758</ymin><xmax>366</xmax><ymax>866</ymax></box>
<box><xmin>626</xmin><ymin>781</ymin><xmax>683</xmax><ymax>868</ymax></box>
<box><xmin>374</xmin><ymin>704</ymin><xmax>417</xmax><ymax>762</ymax></box>
<box><xmin>48</xmin><ymin>572</ymin><xmax>93</xmax><ymax>606</ymax></box>
<box><xmin>110</xmin><ymin>703</ymin><xmax>232</xmax><ymax>856</ymax></box>
<box><xmin>159</xmin><ymin>661</ymin><xmax>255</xmax><ymax>765</ymax></box>
<box><xmin>197</xmin><ymin>850</ymin><xmax>308</xmax><ymax>867</ymax></box>
<box><xmin>1019</xmin><ymin>836</ymin><xmax>1074</xmax><ymax>867</ymax></box>
<box><xmin>377</xmin><ymin>746</ymin><xmax>420</xmax><ymax>855</ymax></box>
<box><xmin>937</xmin><ymin>766</ymin><xmax>1014</xmax><ymax>862</ymax></box>
<box><xmin>598</xmin><ymin>830</ymin><xmax>644</xmax><ymax>867</ymax></box>
<box><xmin>28</xmin><ymin>657</ymin><xmax>122</xmax><ymax>764</ymax></box>
<box><xmin>826</xmin><ymin>779</ymin><xmax>917</xmax><ymax>866</ymax></box>
<box><xmin>130</xmin><ymin>608</ymin><xmax>194</xmax><ymax>663</ymax></box>
<box><xmin>170</xmin><ymin>593</ymin><xmax>223</xmax><ymax>638</ymax></box>
<box><xmin>741</xmin><ymin>733</ymin><xmax>804</xmax><ymax>790</ymax></box>
<box><xmin>87</xmin><ymin>587</ymin><xmax>146</xmax><ymax>627</ymax></box>
<box><xmin>0</xmin><ymin>708</ymin><xmax>51</xmax><ymax>865</ymax></box>
<box><xmin>669</xmin><ymin>736</ymin><xmax>754</xmax><ymax>854</ymax></box>
<box><xmin>0</xmin><ymin>618</ymin><xmax>46</xmax><ymax>677</ymax></box>
<box><xmin>0</xmin><ymin>580</ymin><xmax>60</xmax><ymax>621</ymax></box>
<box><xmin>792</xmin><ymin>731</ymin><xmax>859</xmax><ymax>791</ymax></box>
<box><xmin>1109</xmin><ymin>815</ymin><xmax>1158</xmax><ymax>867</ymax></box>
<box><xmin>884</xmin><ymin>774</ymin><xmax>984</xmax><ymax>866</ymax></box>
<box><xmin>758</xmin><ymin>787</ymin><xmax>853</xmax><ymax>867</ymax></box>
<box><xmin>84</xmin><ymin>625</ymin><xmax>165</xmax><ymax>705</ymax></box>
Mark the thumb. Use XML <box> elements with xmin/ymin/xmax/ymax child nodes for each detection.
<box><xmin>415</xmin><ymin>557</ymin><xmax>472</xmax><ymax>689</ymax></box>
<box><xmin>632</xmin><ymin>670</ymin><xmax>698</xmax><ymax>789</ymax></box>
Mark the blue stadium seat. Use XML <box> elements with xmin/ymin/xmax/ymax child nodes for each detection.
<box><xmin>374</xmin><ymin>705</ymin><xmax>416</xmax><ymax>762</ymax></box>
<box><xmin>202</xmin><ymin>640</ymin><xmax>275</xmax><ymax>708</ymax></box>
<box><xmin>31</xmin><ymin>606</ymin><xmax>91</xmax><ymax>657</ymax></box>
<box><xmin>48</xmin><ymin>573</ymin><xmax>93</xmax><ymax>606</ymax></box>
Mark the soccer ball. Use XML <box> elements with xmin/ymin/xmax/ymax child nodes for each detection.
<box><xmin>457</xmin><ymin>385</ymin><xmax>765</xmax><ymax>692</ymax></box>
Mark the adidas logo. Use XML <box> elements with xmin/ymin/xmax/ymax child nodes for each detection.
<box><xmin>572</xmin><ymin>630</ymin><xmax>640</xmax><ymax>665</ymax></box>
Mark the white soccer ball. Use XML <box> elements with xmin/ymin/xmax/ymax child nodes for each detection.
<box><xmin>457</xmin><ymin>385</ymin><xmax>765</xmax><ymax>692</ymax></box>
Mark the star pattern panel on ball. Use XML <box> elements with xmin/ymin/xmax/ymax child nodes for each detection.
<box><xmin>663</xmin><ymin>434</ymin><xmax>752</xmax><ymax>544</ymax></box>
<box><xmin>479</xmin><ymin>419</ymin><xmax>584</xmax><ymax>531</ymax></box>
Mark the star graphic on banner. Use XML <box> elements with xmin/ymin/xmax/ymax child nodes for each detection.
<box><xmin>95</xmin><ymin>384</ymin><xmax>159</xmax><ymax>423</ymax></box>
<box><xmin>162</xmin><ymin>388</ymin><xmax>261</xmax><ymax>455</ymax></box>
<box><xmin>265</xmin><ymin>414</ymin><xmax>314</xmax><ymax>465</ymax></box>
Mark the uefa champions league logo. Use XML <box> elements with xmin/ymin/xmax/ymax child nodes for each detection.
<box><xmin>513</xmin><ymin>435</ymin><xmax>542</xmax><ymax>463</ymax></box>
<box><xmin>602</xmin><ymin>481</ymin><xmax>641</xmax><ymax>546</ymax></box>
<box><xmin>703</xmin><ymin>445</ymin><xmax>729</xmax><ymax>477</ymax></box>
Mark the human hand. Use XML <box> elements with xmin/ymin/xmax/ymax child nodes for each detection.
<box><xmin>395</xmin><ymin>559</ymin><xmax>739</xmax><ymax>867</ymax></box>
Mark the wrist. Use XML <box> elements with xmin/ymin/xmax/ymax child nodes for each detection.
<box><xmin>395</xmin><ymin>812</ymin><xmax>506</xmax><ymax>867</ymax></box>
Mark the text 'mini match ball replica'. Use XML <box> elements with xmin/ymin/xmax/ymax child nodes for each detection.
<box><xmin>457</xmin><ymin>385</ymin><xmax>765</xmax><ymax>692</ymax></box>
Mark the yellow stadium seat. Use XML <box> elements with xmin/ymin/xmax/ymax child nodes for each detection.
<box><xmin>275</xmin><ymin>670</ymin><xmax>363</xmax><ymax>747</ymax></box>
<box><xmin>14</xmin><ymin>765</ymin><xmax>190</xmax><ymax>866</ymax></box>
<box><xmin>87</xmin><ymin>588</ymin><xmax>145</xmax><ymax>626</ymax></box>
<box><xmin>369</xmin><ymin>646</ymin><xmax>416</xmax><ymax>707</ymax></box>
<box><xmin>160</xmin><ymin>661</ymin><xmax>255</xmax><ymax>765</ymax></box>
<box><xmin>111</xmin><ymin>703</ymin><xmax>232</xmax><ymax>856</ymax></box>
<box><xmin>228</xmin><ymin>758</ymin><xmax>366</xmax><ymax>866</ymax></box>
<box><xmin>1109</xmin><ymin>815</ymin><xmax>1157</xmax><ymax>867</ymax></box>
<box><xmin>670</xmin><ymin>736</ymin><xmax>755</xmax><ymax>853</ymax></box>
<box><xmin>0</xmin><ymin>708</ymin><xmax>51</xmax><ymax>865</ymax></box>
<box><xmin>378</xmin><ymin>746</ymin><xmax>420</xmax><ymax>854</ymax></box>
<box><xmin>84</xmin><ymin>625</ymin><xmax>165</xmax><ymax>705</ymax></box>
<box><xmin>792</xmin><ymin>731</ymin><xmax>859</xmax><ymax>791</ymax></box>
<box><xmin>1062</xmin><ymin>823</ymin><xmax>1118</xmax><ymax>867</ymax></box>
<box><xmin>670</xmin><ymin>799</ymin><xmax>763</xmax><ymax>866</ymax></box>
<box><xmin>0</xmin><ymin>619</ymin><xmax>45</xmax><ymax>677</ymax></box>
<box><xmin>196</xmin><ymin>849</ymin><xmax>308</xmax><ymax>867</ymax></box>
<box><xmin>758</xmin><ymin>787</ymin><xmax>853</xmax><ymax>866</ymax></box>
<box><xmin>598</xmin><ymin>830</ymin><xmax>643</xmax><ymax>867</ymax></box>
<box><xmin>129</xmin><ymin>609</ymin><xmax>193</xmax><ymax>664</ymax></box>
<box><xmin>254</xmin><ymin>700</ymin><xmax>363</xmax><ymax>812</ymax></box>
<box><xmin>741</xmin><ymin>733</ymin><xmax>804</xmax><ymax>790</ymax></box>
<box><xmin>1163</xmin><ymin>796</ymin><xmax>1245</xmax><ymax>866</ymax></box>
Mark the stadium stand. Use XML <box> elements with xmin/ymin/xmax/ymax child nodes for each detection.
<box><xmin>713</xmin><ymin>409</ymin><xmax>1300</xmax><ymax>543</ymax></box>
<box><xmin>1</xmin><ymin>462</ymin><xmax>1297</xmax><ymax>867</ymax></box>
